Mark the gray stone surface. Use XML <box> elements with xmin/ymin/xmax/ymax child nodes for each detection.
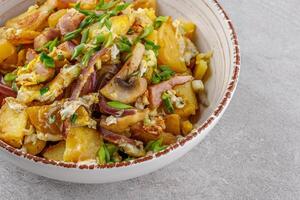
<box><xmin>0</xmin><ymin>0</ymin><xmax>300</xmax><ymax>199</ymax></box>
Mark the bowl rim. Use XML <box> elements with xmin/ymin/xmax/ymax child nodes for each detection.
<box><xmin>0</xmin><ymin>0</ymin><xmax>240</xmax><ymax>170</ymax></box>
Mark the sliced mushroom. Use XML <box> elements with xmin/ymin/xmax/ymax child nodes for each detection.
<box><xmin>100</xmin><ymin>109</ymin><xmax>149</xmax><ymax>134</ymax></box>
<box><xmin>149</xmin><ymin>75</ymin><xmax>194</xmax><ymax>108</ymax></box>
<box><xmin>100</xmin><ymin>43</ymin><xmax>147</xmax><ymax>104</ymax></box>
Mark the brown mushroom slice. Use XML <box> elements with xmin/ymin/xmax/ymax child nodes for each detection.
<box><xmin>100</xmin><ymin>43</ymin><xmax>147</xmax><ymax>104</ymax></box>
<box><xmin>100</xmin><ymin>109</ymin><xmax>149</xmax><ymax>134</ymax></box>
<box><xmin>149</xmin><ymin>75</ymin><xmax>194</xmax><ymax>108</ymax></box>
<box><xmin>99</xmin><ymin>127</ymin><xmax>145</xmax><ymax>158</ymax></box>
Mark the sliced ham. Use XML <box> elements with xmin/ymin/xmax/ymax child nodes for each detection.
<box><xmin>149</xmin><ymin>75</ymin><xmax>193</xmax><ymax>108</ymax></box>
<box><xmin>99</xmin><ymin>127</ymin><xmax>145</xmax><ymax>158</ymax></box>
<box><xmin>25</xmin><ymin>49</ymin><xmax>38</xmax><ymax>63</ymax></box>
<box><xmin>34</xmin><ymin>28</ymin><xmax>61</xmax><ymax>50</ymax></box>
<box><xmin>57</xmin><ymin>41</ymin><xmax>76</xmax><ymax>59</ymax></box>
<box><xmin>56</xmin><ymin>9</ymin><xmax>85</xmax><ymax>35</ymax></box>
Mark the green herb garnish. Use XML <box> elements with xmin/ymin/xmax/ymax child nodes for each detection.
<box><xmin>145</xmin><ymin>138</ymin><xmax>167</xmax><ymax>153</ymax></box>
<box><xmin>162</xmin><ymin>92</ymin><xmax>174</xmax><ymax>113</ymax></box>
<box><xmin>116</xmin><ymin>37</ymin><xmax>132</xmax><ymax>52</ymax></box>
<box><xmin>144</xmin><ymin>39</ymin><xmax>160</xmax><ymax>56</ymax></box>
<box><xmin>72</xmin><ymin>43</ymin><xmax>85</xmax><ymax>60</ymax></box>
<box><xmin>151</xmin><ymin>66</ymin><xmax>175</xmax><ymax>84</ymax></box>
<box><xmin>48</xmin><ymin>115</ymin><xmax>56</xmax><ymax>124</ymax></box>
<box><xmin>48</xmin><ymin>38</ymin><xmax>59</xmax><ymax>52</ymax></box>
<box><xmin>96</xmin><ymin>0</ymin><xmax>119</xmax><ymax>10</ymax></box>
<box><xmin>40</xmin><ymin>52</ymin><xmax>55</xmax><ymax>68</ymax></box>
<box><xmin>4</xmin><ymin>73</ymin><xmax>17</xmax><ymax>82</ymax></box>
<box><xmin>40</xmin><ymin>86</ymin><xmax>49</xmax><ymax>96</ymax></box>
<box><xmin>81</xmin><ymin>29</ymin><xmax>89</xmax><ymax>44</ymax></box>
<box><xmin>104</xmin><ymin>32</ymin><xmax>113</xmax><ymax>48</ymax></box>
<box><xmin>64</xmin><ymin>28</ymin><xmax>83</xmax><ymax>41</ymax></box>
<box><xmin>70</xmin><ymin>113</ymin><xmax>78</xmax><ymax>124</ymax></box>
<box><xmin>104</xmin><ymin>18</ymin><xmax>112</xmax><ymax>30</ymax></box>
<box><xmin>109</xmin><ymin>2</ymin><xmax>130</xmax><ymax>16</ymax></box>
<box><xmin>81</xmin><ymin>49</ymin><xmax>95</xmax><ymax>66</ymax></box>
<box><xmin>75</xmin><ymin>3</ymin><xmax>95</xmax><ymax>16</ymax></box>
<box><xmin>97</xmin><ymin>143</ymin><xmax>111</xmax><ymax>164</ymax></box>
<box><xmin>154</xmin><ymin>16</ymin><xmax>168</xmax><ymax>29</ymax></box>
<box><xmin>80</xmin><ymin>15</ymin><xmax>96</xmax><ymax>29</ymax></box>
<box><xmin>107</xmin><ymin>101</ymin><xmax>133</xmax><ymax>109</ymax></box>
<box><xmin>94</xmin><ymin>33</ymin><xmax>106</xmax><ymax>45</ymax></box>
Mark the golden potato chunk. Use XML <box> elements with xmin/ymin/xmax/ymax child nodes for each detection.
<box><xmin>181</xmin><ymin>120</ymin><xmax>193</xmax><ymax>136</ymax></box>
<box><xmin>133</xmin><ymin>0</ymin><xmax>157</xmax><ymax>10</ymax></box>
<box><xmin>174</xmin><ymin>81</ymin><xmax>198</xmax><ymax>118</ymax></box>
<box><xmin>64</xmin><ymin>127</ymin><xmax>101</xmax><ymax>162</ymax></box>
<box><xmin>165</xmin><ymin>114</ymin><xmax>181</xmax><ymax>136</ymax></box>
<box><xmin>23</xmin><ymin>137</ymin><xmax>46</xmax><ymax>155</ymax></box>
<box><xmin>158</xmin><ymin>19</ymin><xmax>187</xmax><ymax>73</ymax></box>
<box><xmin>48</xmin><ymin>9</ymin><xmax>68</xmax><ymax>28</ymax></box>
<box><xmin>0</xmin><ymin>102</ymin><xmax>28</xmax><ymax>148</ymax></box>
<box><xmin>43</xmin><ymin>141</ymin><xmax>66</xmax><ymax>161</ymax></box>
<box><xmin>111</xmin><ymin>15</ymin><xmax>132</xmax><ymax>36</ymax></box>
<box><xmin>0</xmin><ymin>39</ymin><xmax>16</xmax><ymax>64</ymax></box>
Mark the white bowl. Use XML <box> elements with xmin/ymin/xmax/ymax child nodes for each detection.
<box><xmin>0</xmin><ymin>0</ymin><xmax>240</xmax><ymax>183</ymax></box>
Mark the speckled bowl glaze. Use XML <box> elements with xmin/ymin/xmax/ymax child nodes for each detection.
<box><xmin>0</xmin><ymin>0</ymin><xmax>240</xmax><ymax>183</ymax></box>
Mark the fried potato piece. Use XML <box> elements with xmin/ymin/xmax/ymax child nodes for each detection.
<box><xmin>0</xmin><ymin>101</ymin><xmax>28</xmax><ymax>148</ymax></box>
<box><xmin>174</xmin><ymin>81</ymin><xmax>198</xmax><ymax>118</ymax></box>
<box><xmin>133</xmin><ymin>0</ymin><xmax>157</xmax><ymax>11</ymax></box>
<box><xmin>64</xmin><ymin>127</ymin><xmax>101</xmax><ymax>162</ymax></box>
<box><xmin>0</xmin><ymin>39</ymin><xmax>16</xmax><ymax>64</ymax></box>
<box><xmin>100</xmin><ymin>110</ymin><xmax>149</xmax><ymax>135</ymax></box>
<box><xmin>43</xmin><ymin>141</ymin><xmax>66</xmax><ymax>161</ymax></box>
<box><xmin>158</xmin><ymin>19</ymin><xmax>187</xmax><ymax>73</ymax></box>
<box><xmin>164</xmin><ymin>114</ymin><xmax>181</xmax><ymax>136</ymax></box>
<box><xmin>5</xmin><ymin>1</ymin><xmax>55</xmax><ymax>31</ymax></box>
<box><xmin>23</xmin><ymin>137</ymin><xmax>46</xmax><ymax>155</ymax></box>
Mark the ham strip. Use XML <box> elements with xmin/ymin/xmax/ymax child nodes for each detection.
<box><xmin>149</xmin><ymin>75</ymin><xmax>193</xmax><ymax>108</ymax></box>
<box><xmin>57</xmin><ymin>9</ymin><xmax>85</xmax><ymax>35</ymax></box>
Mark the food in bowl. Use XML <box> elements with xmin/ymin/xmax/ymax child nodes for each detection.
<box><xmin>0</xmin><ymin>0</ymin><xmax>211</xmax><ymax>164</ymax></box>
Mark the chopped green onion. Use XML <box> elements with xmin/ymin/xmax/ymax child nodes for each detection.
<box><xmin>151</xmin><ymin>66</ymin><xmax>175</xmax><ymax>84</ymax></box>
<box><xmin>94</xmin><ymin>33</ymin><xmax>106</xmax><ymax>45</ymax></box>
<box><xmin>104</xmin><ymin>18</ymin><xmax>112</xmax><ymax>30</ymax></box>
<box><xmin>70</xmin><ymin>113</ymin><xmax>78</xmax><ymax>124</ymax></box>
<box><xmin>96</xmin><ymin>0</ymin><xmax>119</xmax><ymax>10</ymax></box>
<box><xmin>74</xmin><ymin>3</ymin><xmax>95</xmax><ymax>16</ymax></box>
<box><xmin>11</xmin><ymin>82</ymin><xmax>18</xmax><ymax>92</ymax></box>
<box><xmin>80</xmin><ymin>15</ymin><xmax>96</xmax><ymax>29</ymax></box>
<box><xmin>134</xmin><ymin>25</ymin><xmax>154</xmax><ymax>44</ymax></box>
<box><xmin>140</xmin><ymin>25</ymin><xmax>154</xmax><ymax>39</ymax></box>
<box><xmin>81</xmin><ymin>49</ymin><xmax>95</xmax><ymax>66</ymax></box>
<box><xmin>109</xmin><ymin>2</ymin><xmax>130</xmax><ymax>16</ymax></box>
<box><xmin>162</xmin><ymin>92</ymin><xmax>174</xmax><ymax>113</ymax></box>
<box><xmin>97</xmin><ymin>143</ymin><xmax>111</xmax><ymax>164</ymax></box>
<box><xmin>154</xmin><ymin>16</ymin><xmax>168</xmax><ymax>29</ymax></box>
<box><xmin>107</xmin><ymin>101</ymin><xmax>133</xmax><ymax>109</ymax></box>
<box><xmin>64</xmin><ymin>28</ymin><xmax>83</xmax><ymax>41</ymax></box>
<box><xmin>72</xmin><ymin>43</ymin><xmax>85</xmax><ymax>60</ymax></box>
<box><xmin>48</xmin><ymin>38</ymin><xmax>59</xmax><ymax>52</ymax></box>
<box><xmin>104</xmin><ymin>32</ymin><xmax>113</xmax><ymax>48</ymax></box>
<box><xmin>81</xmin><ymin>29</ymin><xmax>89</xmax><ymax>44</ymax></box>
<box><xmin>116</xmin><ymin>37</ymin><xmax>132</xmax><ymax>52</ymax></box>
<box><xmin>40</xmin><ymin>52</ymin><xmax>55</xmax><ymax>68</ymax></box>
<box><xmin>145</xmin><ymin>138</ymin><xmax>167</xmax><ymax>153</ymax></box>
<box><xmin>40</xmin><ymin>86</ymin><xmax>49</xmax><ymax>96</ymax></box>
<box><xmin>144</xmin><ymin>39</ymin><xmax>160</xmax><ymax>56</ymax></box>
<box><xmin>4</xmin><ymin>73</ymin><xmax>17</xmax><ymax>82</ymax></box>
<box><xmin>48</xmin><ymin>115</ymin><xmax>56</xmax><ymax>124</ymax></box>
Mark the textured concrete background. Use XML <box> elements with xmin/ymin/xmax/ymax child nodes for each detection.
<box><xmin>1</xmin><ymin>0</ymin><xmax>300</xmax><ymax>199</ymax></box>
